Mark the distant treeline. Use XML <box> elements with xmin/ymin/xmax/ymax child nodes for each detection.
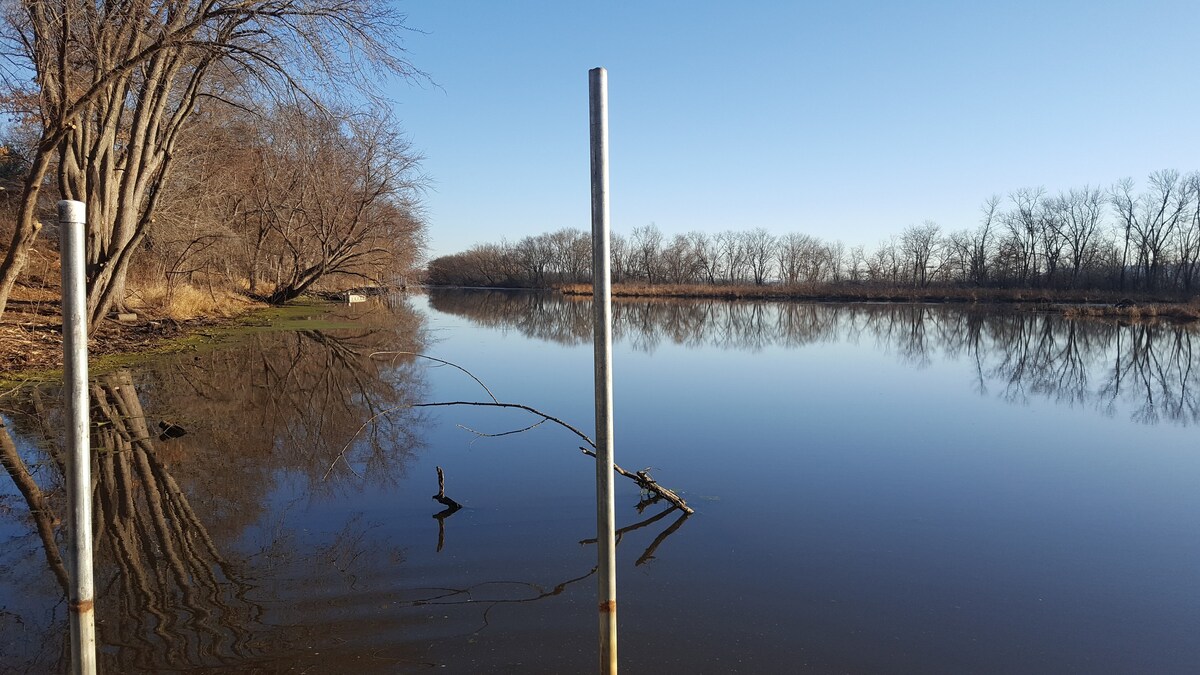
<box><xmin>427</xmin><ymin>170</ymin><xmax>1200</xmax><ymax>295</ymax></box>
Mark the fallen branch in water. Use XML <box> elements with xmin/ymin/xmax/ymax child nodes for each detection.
<box><xmin>432</xmin><ymin>466</ymin><xmax>461</xmax><ymax>553</ymax></box>
<box><xmin>406</xmin><ymin>401</ymin><xmax>693</xmax><ymax>514</ymax></box>
<box><xmin>432</xmin><ymin>465</ymin><xmax>463</xmax><ymax>511</ymax></box>
<box><xmin>578</xmin><ymin>446</ymin><xmax>691</xmax><ymax>514</ymax></box>
<box><xmin>328</xmin><ymin>352</ymin><xmax>694</xmax><ymax>514</ymax></box>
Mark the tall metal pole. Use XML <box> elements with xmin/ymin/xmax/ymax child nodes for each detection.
<box><xmin>589</xmin><ymin>66</ymin><xmax>618</xmax><ymax>675</ymax></box>
<box><xmin>59</xmin><ymin>200</ymin><xmax>97</xmax><ymax>675</ymax></box>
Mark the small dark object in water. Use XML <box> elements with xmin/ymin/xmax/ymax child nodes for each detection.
<box><xmin>432</xmin><ymin>466</ymin><xmax>462</xmax><ymax>511</ymax></box>
<box><xmin>158</xmin><ymin>420</ymin><xmax>187</xmax><ymax>441</ymax></box>
<box><xmin>1114</xmin><ymin>298</ymin><xmax>1135</xmax><ymax>308</ymax></box>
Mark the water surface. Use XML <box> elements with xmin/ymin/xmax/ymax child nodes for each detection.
<box><xmin>1</xmin><ymin>291</ymin><xmax>1197</xmax><ymax>673</ymax></box>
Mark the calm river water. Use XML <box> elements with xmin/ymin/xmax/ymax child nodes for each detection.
<box><xmin>1</xmin><ymin>289</ymin><xmax>1198</xmax><ymax>673</ymax></box>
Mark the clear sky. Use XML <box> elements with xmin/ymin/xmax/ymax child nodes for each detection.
<box><xmin>392</xmin><ymin>1</ymin><xmax>1200</xmax><ymax>259</ymax></box>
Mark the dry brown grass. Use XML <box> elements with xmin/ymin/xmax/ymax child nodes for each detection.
<box><xmin>1062</xmin><ymin>303</ymin><xmax>1200</xmax><ymax>322</ymax></box>
<box><xmin>126</xmin><ymin>280</ymin><xmax>259</xmax><ymax>321</ymax></box>
<box><xmin>2</xmin><ymin>277</ymin><xmax>265</xmax><ymax>378</ymax></box>
<box><xmin>0</xmin><ymin>242</ymin><xmax>268</xmax><ymax>378</ymax></box>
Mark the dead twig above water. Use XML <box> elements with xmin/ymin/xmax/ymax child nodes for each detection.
<box><xmin>432</xmin><ymin>466</ymin><xmax>462</xmax><ymax>512</ymax></box>
<box><xmin>327</xmin><ymin>352</ymin><xmax>694</xmax><ymax>514</ymax></box>
<box><xmin>432</xmin><ymin>466</ymin><xmax>462</xmax><ymax>553</ymax></box>
<box><xmin>370</xmin><ymin>351</ymin><xmax>499</xmax><ymax>403</ymax></box>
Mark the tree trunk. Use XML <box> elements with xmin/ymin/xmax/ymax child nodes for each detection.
<box><xmin>0</xmin><ymin>149</ymin><xmax>54</xmax><ymax>322</ymax></box>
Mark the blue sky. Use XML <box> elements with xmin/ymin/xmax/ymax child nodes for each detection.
<box><xmin>393</xmin><ymin>1</ymin><xmax>1200</xmax><ymax>258</ymax></box>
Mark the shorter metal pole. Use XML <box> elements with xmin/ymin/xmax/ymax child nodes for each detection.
<box><xmin>59</xmin><ymin>200</ymin><xmax>96</xmax><ymax>675</ymax></box>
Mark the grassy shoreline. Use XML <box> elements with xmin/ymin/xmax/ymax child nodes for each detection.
<box><xmin>0</xmin><ymin>298</ymin><xmax>337</xmax><ymax>391</ymax></box>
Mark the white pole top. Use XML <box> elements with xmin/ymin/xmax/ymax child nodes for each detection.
<box><xmin>58</xmin><ymin>200</ymin><xmax>86</xmax><ymax>225</ymax></box>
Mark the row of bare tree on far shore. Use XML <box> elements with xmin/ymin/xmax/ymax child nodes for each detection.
<box><xmin>428</xmin><ymin>170</ymin><xmax>1200</xmax><ymax>295</ymax></box>
<box><xmin>0</xmin><ymin>0</ymin><xmax>427</xmax><ymax>328</ymax></box>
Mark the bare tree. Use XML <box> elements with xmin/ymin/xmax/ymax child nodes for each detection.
<box><xmin>549</xmin><ymin>228</ymin><xmax>591</xmax><ymax>283</ymax></box>
<box><xmin>1052</xmin><ymin>187</ymin><xmax>1105</xmax><ymax>287</ymax></box>
<box><xmin>972</xmin><ymin>195</ymin><xmax>999</xmax><ymax>285</ymax></box>
<box><xmin>776</xmin><ymin>232</ymin><xmax>808</xmax><ymax>285</ymax></box>
<box><xmin>742</xmin><ymin>227</ymin><xmax>777</xmax><ymax>285</ymax></box>
<box><xmin>0</xmin><ymin>0</ymin><xmax>420</xmax><ymax>325</ymax></box>
<box><xmin>866</xmin><ymin>236</ymin><xmax>901</xmax><ymax>284</ymax></box>
<box><xmin>1111</xmin><ymin>171</ymin><xmax>1193</xmax><ymax>291</ymax></box>
<box><xmin>1110</xmin><ymin>177</ymin><xmax>1138</xmax><ymax>290</ymax></box>
<box><xmin>631</xmin><ymin>223</ymin><xmax>663</xmax><ymax>284</ymax></box>
<box><xmin>826</xmin><ymin>240</ymin><xmax>845</xmax><ymax>282</ymax></box>
<box><xmin>1004</xmin><ymin>188</ymin><xmax>1045</xmax><ymax>286</ymax></box>
<box><xmin>1172</xmin><ymin>172</ymin><xmax>1200</xmax><ymax>291</ymax></box>
<box><xmin>900</xmin><ymin>221</ymin><xmax>943</xmax><ymax>287</ymax></box>
<box><xmin>945</xmin><ymin>229</ymin><xmax>973</xmax><ymax>284</ymax></box>
<box><xmin>846</xmin><ymin>244</ymin><xmax>866</xmax><ymax>282</ymax></box>
<box><xmin>686</xmin><ymin>231</ymin><xmax>720</xmax><ymax>284</ymax></box>
<box><xmin>609</xmin><ymin>233</ymin><xmax>630</xmax><ymax>284</ymax></box>
<box><xmin>715</xmin><ymin>230</ymin><xmax>746</xmax><ymax>284</ymax></box>
<box><xmin>237</xmin><ymin>104</ymin><xmax>424</xmax><ymax>304</ymax></box>
<box><xmin>660</xmin><ymin>233</ymin><xmax>703</xmax><ymax>284</ymax></box>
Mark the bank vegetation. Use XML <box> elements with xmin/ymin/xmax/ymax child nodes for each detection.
<box><xmin>0</xmin><ymin>0</ymin><xmax>428</xmax><ymax>338</ymax></box>
<box><xmin>428</xmin><ymin>171</ymin><xmax>1200</xmax><ymax>305</ymax></box>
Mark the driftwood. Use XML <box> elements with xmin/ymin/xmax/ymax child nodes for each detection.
<box><xmin>326</xmin><ymin>351</ymin><xmax>695</xmax><ymax>515</ymax></box>
<box><xmin>431</xmin><ymin>466</ymin><xmax>462</xmax><ymax>553</ymax></box>
<box><xmin>432</xmin><ymin>466</ymin><xmax>462</xmax><ymax>512</ymax></box>
<box><xmin>406</xmin><ymin>400</ymin><xmax>693</xmax><ymax>514</ymax></box>
<box><xmin>578</xmin><ymin>446</ymin><xmax>691</xmax><ymax>514</ymax></box>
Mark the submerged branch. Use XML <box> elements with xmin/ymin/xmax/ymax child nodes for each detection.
<box><xmin>432</xmin><ymin>465</ymin><xmax>462</xmax><ymax>511</ymax></box>
<box><xmin>432</xmin><ymin>466</ymin><xmax>461</xmax><ymax>553</ymax></box>
<box><xmin>328</xmin><ymin>353</ymin><xmax>693</xmax><ymax>514</ymax></box>
<box><xmin>578</xmin><ymin>446</ymin><xmax>693</xmax><ymax>514</ymax></box>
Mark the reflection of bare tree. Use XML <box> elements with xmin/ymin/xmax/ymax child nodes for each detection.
<box><xmin>0</xmin><ymin>420</ymin><xmax>69</xmax><ymax>593</ymax></box>
<box><xmin>147</xmin><ymin>301</ymin><xmax>429</xmax><ymax>495</ymax></box>
<box><xmin>1100</xmin><ymin>324</ymin><xmax>1200</xmax><ymax>424</ymax></box>
<box><xmin>0</xmin><ymin>298</ymin><xmax>432</xmax><ymax>670</ymax></box>
<box><xmin>88</xmin><ymin>370</ymin><xmax>259</xmax><ymax>669</ymax></box>
<box><xmin>430</xmin><ymin>289</ymin><xmax>1200</xmax><ymax>426</ymax></box>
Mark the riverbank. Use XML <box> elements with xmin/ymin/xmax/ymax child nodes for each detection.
<box><xmin>0</xmin><ymin>306</ymin><xmax>257</xmax><ymax>391</ymax></box>
<box><xmin>0</xmin><ymin>243</ymin><xmax>404</xmax><ymax>386</ymax></box>
<box><xmin>557</xmin><ymin>282</ymin><xmax>1200</xmax><ymax>322</ymax></box>
<box><xmin>0</xmin><ymin>266</ymin><xmax>272</xmax><ymax>388</ymax></box>
<box><xmin>0</xmin><ymin>288</ymin><xmax>389</xmax><ymax>389</ymax></box>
